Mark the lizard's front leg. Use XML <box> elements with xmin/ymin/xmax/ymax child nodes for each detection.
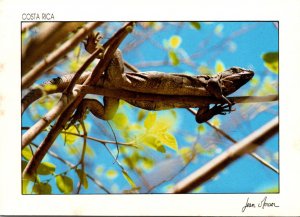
<box><xmin>195</xmin><ymin>74</ymin><xmax>235</xmax><ymax>123</ymax></box>
<box><xmin>67</xmin><ymin>97</ymin><xmax>119</xmax><ymax>128</ymax></box>
<box><xmin>206</xmin><ymin>75</ymin><xmax>232</xmax><ymax>106</ymax></box>
<box><xmin>195</xmin><ymin>104</ymin><xmax>234</xmax><ymax>123</ymax></box>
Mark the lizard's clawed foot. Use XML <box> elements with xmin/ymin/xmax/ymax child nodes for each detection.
<box><xmin>65</xmin><ymin>107</ymin><xmax>87</xmax><ymax>130</ymax></box>
<box><xmin>83</xmin><ymin>32</ymin><xmax>104</xmax><ymax>58</ymax></box>
<box><xmin>212</xmin><ymin>103</ymin><xmax>236</xmax><ymax>115</ymax></box>
<box><xmin>195</xmin><ymin>103</ymin><xmax>236</xmax><ymax>124</ymax></box>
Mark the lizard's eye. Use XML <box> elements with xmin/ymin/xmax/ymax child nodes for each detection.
<box><xmin>230</xmin><ymin>67</ymin><xmax>241</xmax><ymax>73</ymax></box>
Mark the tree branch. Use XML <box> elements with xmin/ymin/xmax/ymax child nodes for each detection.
<box><xmin>22</xmin><ymin>22</ymin><xmax>103</xmax><ymax>88</ymax></box>
<box><xmin>22</xmin><ymin>126</ymin><xmax>137</xmax><ymax>148</ymax></box>
<box><xmin>28</xmin><ymin>143</ymin><xmax>110</xmax><ymax>193</ymax></box>
<box><xmin>169</xmin><ymin>117</ymin><xmax>279</xmax><ymax>193</ymax></box>
<box><xmin>22</xmin><ymin>22</ymin><xmax>83</xmax><ymax>76</ymax></box>
<box><xmin>23</xmin><ymin>22</ymin><xmax>134</xmax><ymax>179</ymax></box>
<box><xmin>188</xmin><ymin>108</ymin><xmax>279</xmax><ymax>174</ymax></box>
<box><xmin>78</xmin><ymin>85</ymin><xmax>278</xmax><ymax>106</ymax></box>
<box><xmin>22</xmin><ymin>43</ymin><xmax>105</xmax><ymax>149</ymax></box>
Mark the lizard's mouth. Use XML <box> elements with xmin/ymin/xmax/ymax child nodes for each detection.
<box><xmin>239</xmin><ymin>69</ymin><xmax>254</xmax><ymax>80</ymax></box>
<box><xmin>223</xmin><ymin>69</ymin><xmax>254</xmax><ymax>83</ymax></box>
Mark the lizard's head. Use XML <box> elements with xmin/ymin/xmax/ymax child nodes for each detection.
<box><xmin>219</xmin><ymin>67</ymin><xmax>254</xmax><ymax>95</ymax></box>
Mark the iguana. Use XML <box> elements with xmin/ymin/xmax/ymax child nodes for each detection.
<box><xmin>21</xmin><ymin>35</ymin><xmax>254</xmax><ymax>124</ymax></box>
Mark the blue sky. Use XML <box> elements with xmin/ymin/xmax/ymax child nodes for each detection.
<box><xmin>22</xmin><ymin>22</ymin><xmax>278</xmax><ymax>194</ymax></box>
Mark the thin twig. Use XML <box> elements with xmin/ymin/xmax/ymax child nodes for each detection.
<box><xmin>23</xmin><ymin>22</ymin><xmax>134</xmax><ymax>178</ymax></box>
<box><xmin>169</xmin><ymin>117</ymin><xmax>279</xmax><ymax>193</ymax></box>
<box><xmin>188</xmin><ymin>108</ymin><xmax>279</xmax><ymax>174</ymax></box>
<box><xmin>22</xmin><ymin>43</ymin><xmax>104</xmax><ymax>149</ymax></box>
<box><xmin>147</xmin><ymin>148</ymin><xmax>197</xmax><ymax>193</ymax></box>
<box><xmin>76</xmin><ymin>120</ymin><xmax>87</xmax><ymax>194</ymax></box>
<box><xmin>28</xmin><ymin>143</ymin><xmax>110</xmax><ymax>193</ymax></box>
<box><xmin>22</xmin><ymin>126</ymin><xmax>137</xmax><ymax>148</ymax></box>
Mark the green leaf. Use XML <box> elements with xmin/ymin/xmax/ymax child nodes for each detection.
<box><xmin>156</xmin><ymin>145</ymin><xmax>166</xmax><ymax>153</ymax></box>
<box><xmin>56</xmin><ymin>175</ymin><xmax>73</xmax><ymax>194</ymax></box>
<box><xmin>250</xmin><ymin>77</ymin><xmax>260</xmax><ymax>87</ymax></box>
<box><xmin>112</xmin><ymin>112</ymin><xmax>129</xmax><ymax>130</ymax></box>
<box><xmin>22</xmin><ymin>179</ymin><xmax>29</xmax><ymax>194</ymax></box>
<box><xmin>122</xmin><ymin>170</ymin><xmax>136</xmax><ymax>188</ymax></box>
<box><xmin>169</xmin><ymin>50</ymin><xmax>180</xmax><ymax>66</ymax></box>
<box><xmin>211</xmin><ymin>117</ymin><xmax>221</xmax><ymax>127</ymax></box>
<box><xmin>37</xmin><ymin>162</ymin><xmax>56</xmax><ymax>175</ymax></box>
<box><xmin>141</xmin><ymin>157</ymin><xmax>154</xmax><ymax>170</ymax></box>
<box><xmin>67</xmin><ymin>145</ymin><xmax>80</xmax><ymax>155</ymax></box>
<box><xmin>95</xmin><ymin>165</ymin><xmax>104</xmax><ymax>175</ymax></box>
<box><xmin>75</xmin><ymin>169</ymin><xmax>88</xmax><ymax>189</ymax></box>
<box><xmin>33</xmin><ymin>182</ymin><xmax>52</xmax><ymax>194</ymax></box>
<box><xmin>169</xmin><ymin>35</ymin><xmax>182</xmax><ymax>48</ymax></box>
<box><xmin>123</xmin><ymin>157</ymin><xmax>134</xmax><ymax>169</ymax></box>
<box><xmin>85</xmin><ymin>144</ymin><xmax>95</xmax><ymax>158</ymax></box>
<box><xmin>106</xmin><ymin>169</ymin><xmax>118</xmax><ymax>179</ymax></box>
<box><xmin>69</xmin><ymin>59</ymin><xmax>81</xmax><ymax>73</ymax></box>
<box><xmin>159</xmin><ymin>133</ymin><xmax>178</xmax><ymax>151</ymax></box>
<box><xmin>43</xmin><ymin>84</ymin><xmax>58</xmax><ymax>92</ymax></box>
<box><xmin>179</xmin><ymin>147</ymin><xmax>192</xmax><ymax>163</ymax></box>
<box><xmin>127</xmin><ymin>123</ymin><xmax>143</xmax><ymax>131</ymax></box>
<box><xmin>144</xmin><ymin>112</ymin><xmax>156</xmax><ymax>129</ymax></box>
<box><xmin>61</xmin><ymin>125</ymin><xmax>80</xmax><ymax>145</ymax></box>
<box><xmin>215</xmin><ymin>60</ymin><xmax>225</xmax><ymax>73</ymax></box>
<box><xmin>39</xmin><ymin>97</ymin><xmax>56</xmax><ymax>111</ymax></box>
<box><xmin>195</xmin><ymin>143</ymin><xmax>207</xmax><ymax>154</ymax></box>
<box><xmin>197</xmin><ymin>125</ymin><xmax>206</xmax><ymax>134</ymax></box>
<box><xmin>150</xmin><ymin>115</ymin><xmax>174</xmax><ymax>133</ymax></box>
<box><xmin>137</xmin><ymin>110</ymin><xmax>146</xmax><ymax>122</ymax></box>
<box><xmin>190</xmin><ymin>22</ymin><xmax>201</xmax><ymax>30</ymax></box>
<box><xmin>170</xmin><ymin>109</ymin><xmax>177</xmax><ymax>118</ymax></box>
<box><xmin>140</xmin><ymin>134</ymin><xmax>162</xmax><ymax>150</ymax></box>
<box><xmin>22</xmin><ymin>146</ymin><xmax>33</xmax><ymax>161</ymax></box>
<box><xmin>198</xmin><ymin>65</ymin><xmax>212</xmax><ymax>75</ymax></box>
<box><xmin>214</xmin><ymin>24</ymin><xmax>224</xmax><ymax>36</ymax></box>
<box><xmin>192</xmin><ymin>186</ymin><xmax>203</xmax><ymax>193</ymax></box>
<box><xmin>73</xmin><ymin>45</ymin><xmax>81</xmax><ymax>57</ymax></box>
<box><xmin>22</xmin><ymin>160</ymin><xmax>28</xmax><ymax>172</ymax></box>
<box><xmin>262</xmin><ymin>52</ymin><xmax>278</xmax><ymax>63</ymax></box>
<box><xmin>262</xmin><ymin>52</ymin><xmax>278</xmax><ymax>74</ymax></box>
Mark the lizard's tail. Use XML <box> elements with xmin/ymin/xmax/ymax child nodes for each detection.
<box><xmin>21</xmin><ymin>72</ymin><xmax>91</xmax><ymax>115</ymax></box>
<box><xmin>21</xmin><ymin>87</ymin><xmax>62</xmax><ymax>115</ymax></box>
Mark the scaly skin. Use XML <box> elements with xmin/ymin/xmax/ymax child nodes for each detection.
<box><xmin>21</xmin><ymin>72</ymin><xmax>91</xmax><ymax>114</ymax></box>
<box><xmin>22</xmin><ymin>42</ymin><xmax>254</xmax><ymax>124</ymax></box>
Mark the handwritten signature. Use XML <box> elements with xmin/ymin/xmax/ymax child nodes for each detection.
<box><xmin>242</xmin><ymin>196</ymin><xmax>279</xmax><ymax>212</ymax></box>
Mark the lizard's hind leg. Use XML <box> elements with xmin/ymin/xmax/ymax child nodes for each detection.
<box><xmin>67</xmin><ymin>97</ymin><xmax>119</xmax><ymax>128</ymax></box>
<box><xmin>195</xmin><ymin>104</ymin><xmax>235</xmax><ymax>124</ymax></box>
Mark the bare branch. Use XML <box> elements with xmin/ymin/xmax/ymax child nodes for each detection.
<box><xmin>22</xmin><ymin>126</ymin><xmax>137</xmax><ymax>148</ymax></box>
<box><xmin>22</xmin><ymin>22</ymin><xmax>134</xmax><ymax>179</ymax></box>
<box><xmin>79</xmin><ymin>85</ymin><xmax>278</xmax><ymax>106</ymax></box>
<box><xmin>22</xmin><ymin>22</ymin><xmax>103</xmax><ymax>88</ymax></box>
<box><xmin>188</xmin><ymin>108</ymin><xmax>279</xmax><ymax>174</ymax></box>
<box><xmin>169</xmin><ymin>117</ymin><xmax>279</xmax><ymax>193</ymax></box>
<box><xmin>28</xmin><ymin>143</ymin><xmax>110</xmax><ymax>193</ymax></box>
<box><xmin>22</xmin><ymin>44</ymin><xmax>104</xmax><ymax>149</ymax></box>
<box><xmin>22</xmin><ymin>22</ymin><xmax>83</xmax><ymax>76</ymax></box>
